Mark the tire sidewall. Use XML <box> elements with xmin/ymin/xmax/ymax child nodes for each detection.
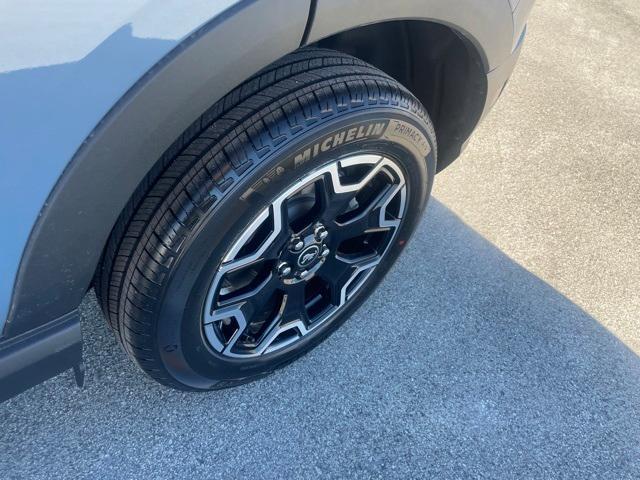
<box><xmin>155</xmin><ymin>108</ymin><xmax>436</xmax><ymax>389</ymax></box>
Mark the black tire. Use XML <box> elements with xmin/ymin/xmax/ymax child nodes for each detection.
<box><xmin>96</xmin><ymin>48</ymin><xmax>437</xmax><ymax>390</ymax></box>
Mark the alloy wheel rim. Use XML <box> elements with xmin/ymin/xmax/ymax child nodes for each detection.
<box><xmin>202</xmin><ymin>153</ymin><xmax>407</xmax><ymax>358</ymax></box>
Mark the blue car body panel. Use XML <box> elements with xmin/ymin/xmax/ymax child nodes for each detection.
<box><xmin>0</xmin><ymin>0</ymin><xmax>242</xmax><ymax>330</ymax></box>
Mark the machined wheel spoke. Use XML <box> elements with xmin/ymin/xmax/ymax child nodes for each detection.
<box><xmin>235</xmin><ymin>282</ymin><xmax>310</xmax><ymax>356</ymax></box>
<box><xmin>204</xmin><ymin>273</ymin><xmax>282</xmax><ymax>354</ymax></box>
<box><xmin>262</xmin><ymin>198</ymin><xmax>294</xmax><ymax>257</ymax></box>
<box><xmin>220</xmin><ymin>196</ymin><xmax>294</xmax><ymax>272</ymax></box>
<box><xmin>320</xmin><ymin>254</ymin><xmax>381</xmax><ymax>307</ymax></box>
<box><xmin>215</xmin><ymin>272</ymin><xmax>279</xmax><ymax>310</ymax></box>
<box><xmin>321</xmin><ymin>156</ymin><xmax>385</xmax><ymax>217</ymax></box>
<box><xmin>280</xmin><ymin>282</ymin><xmax>310</xmax><ymax>325</ymax></box>
<box><xmin>333</xmin><ymin>182</ymin><xmax>402</xmax><ymax>241</ymax></box>
<box><xmin>317</xmin><ymin>175</ymin><xmax>361</xmax><ymax>222</ymax></box>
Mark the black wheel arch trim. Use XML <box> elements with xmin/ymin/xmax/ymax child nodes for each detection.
<box><xmin>0</xmin><ymin>311</ymin><xmax>82</xmax><ymax>402</ymax></box>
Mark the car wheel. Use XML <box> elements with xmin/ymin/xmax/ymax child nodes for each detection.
<box><xmin>96</xmin><ymin>48</ymin><xmax>437</xmax><ymax>390</ymax></box>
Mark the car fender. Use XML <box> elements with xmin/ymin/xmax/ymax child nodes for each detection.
<box><xmin>1</xmin><ymin>0</ymin><xmax>310</xmax><ymax>335</ymax></box>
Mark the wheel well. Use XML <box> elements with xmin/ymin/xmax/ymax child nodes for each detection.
<box><xmin>312</xmin><ymin>20</ymin><xmax>487</xmax><ymax>171</ymax></box>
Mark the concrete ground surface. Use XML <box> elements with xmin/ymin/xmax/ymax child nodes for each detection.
<box><xmin>2</xmin><ymin>0</ymin><xmax>639</xmax><ymax>478</ymax></box>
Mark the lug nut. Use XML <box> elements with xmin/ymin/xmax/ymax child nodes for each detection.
<box><xmin>290</xmin><ymin>238</ymin><xmax>304</xmax><ymax>252</ymax></box>
<box><xmin>314</xmin><ymin>225</ymin><xmax>328</xmax><ymax>241</ymax></box>
<box><xmin>297</xmin><ymin>269</ymin><xmax>309</xmax><ymax>279</ymax></box>
<box><xmin>321</xmin><ymin>247</ymin><xmax>330</xmax><ymax>257</ymax></box>
<box><xmin>278</xmin><ymin>262</ymin><xmax>292</xmax><ymax>277</ymax></box>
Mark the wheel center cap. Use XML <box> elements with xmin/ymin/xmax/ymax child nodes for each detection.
<box><xmin>297</xmin><ymin>245</ymin><xmax>320</xmax><ymax>267</ymax></box>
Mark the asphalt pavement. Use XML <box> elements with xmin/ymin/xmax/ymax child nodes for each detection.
<box><xmin>2</xmin><ymin>0</ymin><xmax>640</xmax><ymax>478</ymax></box>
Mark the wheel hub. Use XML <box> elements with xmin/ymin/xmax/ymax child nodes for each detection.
<box><xmin>278</xmin><ymin>224</ymin><xmax>330</xmax><ymax>283</ymax></box>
